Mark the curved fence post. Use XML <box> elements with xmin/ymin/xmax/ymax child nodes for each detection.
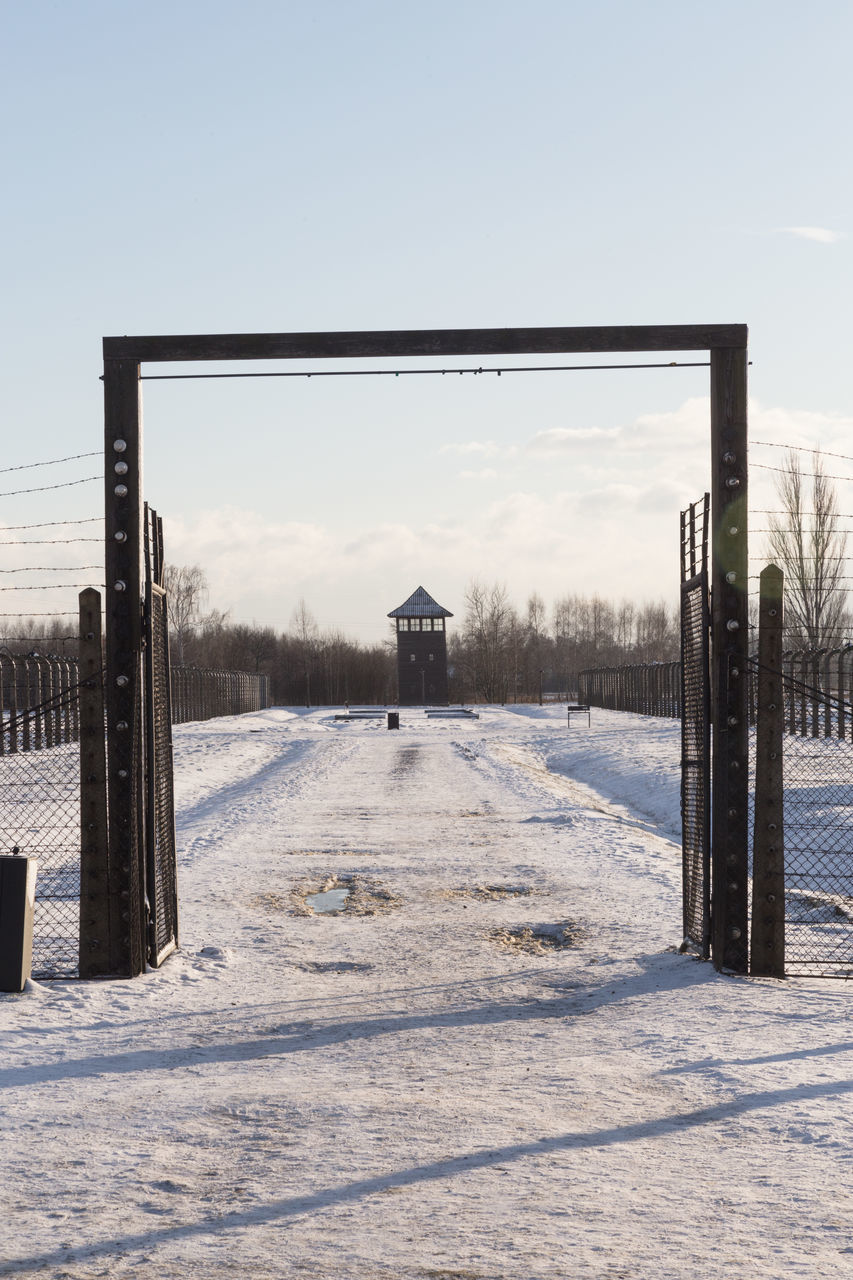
<box><xmin>841</xmin><ymin>647</ymin><xmax>853</xmax><ymax>740</ymax></box>
<box><xmin>823</xmin><ymin>649</ymin><xmax>835</xmax><ymax>738</ymax></box>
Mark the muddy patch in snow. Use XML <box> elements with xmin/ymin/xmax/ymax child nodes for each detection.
<box><xmin>281</xmin><ymin>848</ymin><xmax>373</xmax><ymax>857</ymax></box>
<box><xmin>489</xmin><ymin>920</ymin><xmax>582</xmax><ymax>953</ymax></box>
<box><xmin>391</xmin><ymin>745</ymin><xmax>422</xmax><ymax>776</ymax></box>
<box><xmin>295</xmin><ymin>959</ymin><xmax>375</xmax><ymax>973</ymax></box>
<box><xmin>444</xmin><ymin>883</ymin><xmax>537</xmax><ymax>901</ymax></box>
<box><xmin>250</xmin><ymin>891</ymin><xmax>295</xmax><ymax>914</ymax></box>
<box><xmin>292</xmin><ymin>872</ymin><xmax>402</xmax><ymax>917</ymax></box>
<box><xmin>419</xmin><ymin>1271</ymin><xmax>487</xmax><ymax>1279</ymax></box>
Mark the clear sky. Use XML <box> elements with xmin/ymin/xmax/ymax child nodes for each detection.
<box><xmin>2</xmin><ymin>0</ymin><xmax>851</xmax><ymax>642</ymax></box>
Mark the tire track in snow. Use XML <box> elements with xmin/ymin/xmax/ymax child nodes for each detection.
<box><xmin>177</xmin><ymin>734</ymin><xmax>358</xmax><ymax>866</ymax></box>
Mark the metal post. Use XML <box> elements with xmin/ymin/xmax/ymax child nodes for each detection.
<box><xmin>103</xmin><ymin>355</ymin><xmax>146</xmax><ymax>977</ymax></box>
<box><xmin>710</xmin><ymin>346</ymin><xmax>749</xmax><ymax>972</ymax></box>
<box><xmin>750</xmin><ymin>565</ymin><xmax>785</xmax><ymax>977</ymax></box>
<box><xmin>78</xmin><ymin>589</ymin><xmax>111</xmax><ymax>978</ymax></box>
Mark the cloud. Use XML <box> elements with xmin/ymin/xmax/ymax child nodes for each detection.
<box><xmin>526</xmin><ymin>426</ymin><xmax>621</xmax><ymax>454</ymax></box>
<box><xmin>153</xmin><ymin>396</ymin><xmax>853</xmax><ymax>642</ymax></box>
<box><xmin>749</xmin><ymin>399</ymin><xmax>853</xmax><ymax>447</ymax></box>
<box><xmin>159</xmin><ymin>488</ymin><xmax>688</xmax><ymax>640</ymax></box>
<box><xmin>630</xmin><ymin>397</ymin><xmax>710</xmax><ymax>445</ymax></box>
<box><xmin>778</xmin><ymin>226</ymin><xmax>844</xmax><ymax>244</ymax></box>
<box><xmin>438</xmin><ymin>440</ymin><xmax>517</xmax><ymax>459</ymax></box>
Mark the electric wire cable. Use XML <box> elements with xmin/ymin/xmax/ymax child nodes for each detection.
<box><xmin>0</xmin><ymin>476</ymin><xmax>100</xmax><ymax>499</ymax></box>
<box><xmin>0</xmin><ymin>452</ymin><xmax>100</xmax><ymax>475</ymax></box>
<box><xmin>139</xmin><ymin>360</ymin><xmax>713</xmax><ymax>381</ymax></box>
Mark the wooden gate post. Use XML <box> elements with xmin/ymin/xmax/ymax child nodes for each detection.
<box><xmin>103</xmin><ymin>354</ymin><xmax>147</xmax><ymax>977</ymax></box>
<box><xmin>710</xmin><ymin>346</ymin><xmax>749</xmax><ymax>972</ymax></box>
<box><xmin>750</xmin><ymin>564</ymin><xmax>785</xmax><ymax>976</ymax></box>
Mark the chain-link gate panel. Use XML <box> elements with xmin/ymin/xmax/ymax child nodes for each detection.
<box><xmin>680</xmin><ymin>496</ymin><xmax>711</xmax><ymax>957</ymax></box>
<box><xmin>145</xmin><ymin>583</ymin><xmax>178</xmax><ymax>965</ymax></box>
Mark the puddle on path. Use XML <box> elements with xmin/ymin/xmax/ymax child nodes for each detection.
<box><xmin>306</xmin><ymin>887</ymin><xmax>351</xmax><ymax>913</ymax></box>
<box><xmin>293</xmin><ymin>873</ymin><xmax>402</xmax><ymax>917</ymax></box>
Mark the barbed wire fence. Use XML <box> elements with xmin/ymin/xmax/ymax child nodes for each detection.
<box><xmin>576</xmin><ymin>440</ymin><xmax>853</xmax><ymax>977</ymax></box>
<box><xmin>0</xmin><ymin>450</ymin><xmax>104</xmax><ymax>978</ymax></box>
<box><xmin>170</xmin><ymin>667</ymin><xmax>272</xmax><ymax>722</ymax></box>
<box><xmin>749</xmin><ymin>437</ymin><xmax>853</xmax><ymax>649</ymax></box>
<box><xmin>577</xmin><ymin>662</ymin><xmax>680</xmax><ymax>718</ymax></box>
<box><xmin>1</xmin><ymin>452</ymin><xmax>276</xmax><ymax>979</ymax></box>
<box><xmin>0</xmin><ymin>450</ymin><xmax>104</xmax><ymax>652</ymax></box>
<box><xmin>748</xmin><ymin>440</ymin><xmax>853</xmax><ymax>975</ymax></box>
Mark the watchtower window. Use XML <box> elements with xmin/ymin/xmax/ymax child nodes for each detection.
<box><xmin>398</xmin><ymin>618</ymin><xmax>409</xmax><ymax>632</ymax></box>
<box><xmin>410</xmin><ymin>653</ymin><xmax>416</xmax><ymax>662</ymax></box>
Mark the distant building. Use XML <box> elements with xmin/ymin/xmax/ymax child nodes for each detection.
<box><xmin>388</xmin><ymin>586</ymin><xmax>453</xmax><ymax>706</ymax></box>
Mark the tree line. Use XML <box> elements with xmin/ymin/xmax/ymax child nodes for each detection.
<box><xmin>160</xmin><ymin>571</ymin><xmax>680</xmax><ymax>706</ymax></box>
<box><xmin>448</xmin><ymin>582</ymin><xmax>678</xmax><ymax>703</ymax></box>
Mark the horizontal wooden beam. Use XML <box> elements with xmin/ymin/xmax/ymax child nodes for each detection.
<box><xmin>104</xmin><ymin>324</ymin><xmax>748</xmax><ymax>365</ymax></box>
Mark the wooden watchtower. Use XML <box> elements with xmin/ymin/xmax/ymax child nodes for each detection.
<box><xmin>388</xmin><ymin>586</ymin><xmax>453</xmax><ymax>706</ymax></box>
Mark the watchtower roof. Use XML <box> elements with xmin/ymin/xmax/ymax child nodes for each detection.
<box><xmin>387</xmin><ymin>586</ymin><xmax>453</xmax><ymax>619</ymax></box>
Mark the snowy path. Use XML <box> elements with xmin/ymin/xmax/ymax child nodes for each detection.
<box><xmin>2</xmin><ymin>706</ymin><xmax>853</xmax><ymax>1279</ymax></box>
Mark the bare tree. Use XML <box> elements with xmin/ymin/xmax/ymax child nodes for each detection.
<box><xmin>461</xmin><ymin>580</ymin><xmax>515</xmax><ymax>702</ymax></box>
<box><xmin>522</xmin><ymin>592</ymin><xmax>547</xmax><ymax>701</ymax></box>
<box><xmin>163</xmin><ymin>563</ymin><xmax>208</xmax><ymax>664</ymax></box>
<box><xmin>290</xmin><ymin>598</ymin><xmax>320</xmax><ymax>706</ymax></box>
<box><xmin>766</xmin><ymin>450</ymin><xmax>849</xmax><ymax>649</ymax></box>
<box><xmin>633</xmin><ymin>600</ymin><xmax>678</xmax><ymax>663</ymax></box>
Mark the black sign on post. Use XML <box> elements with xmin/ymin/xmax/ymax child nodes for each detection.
<box><xmin>0</xmin><ymin>855</ymin><xmax>37</xmax><ymax>992</ymax></box>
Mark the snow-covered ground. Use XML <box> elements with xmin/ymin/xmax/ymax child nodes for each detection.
<box><xmin>2</xmin><ymin>705</ymin><xmax>852</xmax><ymax>1279</ymax></box>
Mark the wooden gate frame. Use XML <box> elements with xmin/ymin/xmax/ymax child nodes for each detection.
<box><xmin>101</xmin><ymin>325</ymin><xmax>748</xmax><ymax>976</ymax></box>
